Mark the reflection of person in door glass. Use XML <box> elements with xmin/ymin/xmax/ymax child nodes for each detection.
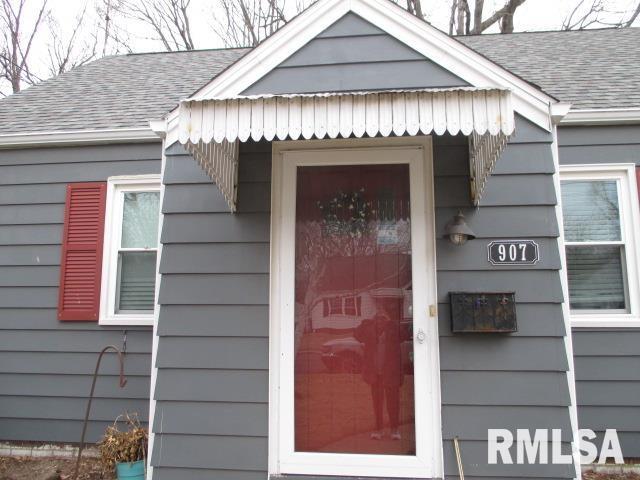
<box><xmin>354</xmin><ymin>295</ymin><xmax>403</xmax><ymax>441</ymax></box>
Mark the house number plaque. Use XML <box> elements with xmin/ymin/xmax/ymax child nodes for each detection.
<box><xmin>488</xmin><ymin>240</ymin><xmax>539</xmax><ymax>265</ymax></box>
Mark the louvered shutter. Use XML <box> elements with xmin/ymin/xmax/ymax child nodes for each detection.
<box><xmin>57</xmin><ymin>183</ymin><xmax>107</xmax><ymax>321</ymax></box>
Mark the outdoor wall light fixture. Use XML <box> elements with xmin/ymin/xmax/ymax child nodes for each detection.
<box><xmin>444</xmin><ymin>210</ymin><xmax>476</xmax><ymax>246</ymax></box>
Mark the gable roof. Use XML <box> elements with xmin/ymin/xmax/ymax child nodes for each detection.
<box><xmin>459</xmin><ymin>27</ymin><xmax>640</xmax><ymax>111</ymax></box>
<box><xmin>171</xmin><ymin>0</ymin><xmax>555</xmax><ymax>135</ymax></box>
<box><xmin>0</xmin><ymin>48</ymin><xmax>247</xmax><ymax>136</ymax></box>
<box><xmin>0</xmin><ymin>24</ymin><xmax>638</xmax><ymax>139</ymax></box>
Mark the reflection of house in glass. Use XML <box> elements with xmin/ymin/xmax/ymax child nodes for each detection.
<box><xmin>294</xmin><ymin>249</ymin><xmax>417</xmax><ymax>455</ymax></box>
<box><xmin>295</xmin><ymin>253</ymin><xmax>414</xmax><ymax>375</ymax></box>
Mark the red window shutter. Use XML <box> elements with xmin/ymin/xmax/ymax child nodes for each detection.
<box><xmin>57</xmin><ymin>182</ymin><xmax>107</xmax><ymax>321</ymax></box>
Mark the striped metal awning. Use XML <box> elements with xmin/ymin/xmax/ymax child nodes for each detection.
<box><xmin>177</xmin><ymin>88</ymin><xmax>515</xmax><ymax>211</ymax></box>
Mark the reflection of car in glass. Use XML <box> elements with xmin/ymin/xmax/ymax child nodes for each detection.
<box><xmin>321</xmin><ymin>333</ymin><xmax>414</xmax><ymax>374</ymax></box>
<box><xmin>321</xmin><ymin>337</ymin><xmax>364</xmax><ymax>373</ymax></box>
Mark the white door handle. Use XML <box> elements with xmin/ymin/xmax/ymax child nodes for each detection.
<box><xmin>416</xmin><ymin>328</ymin><xmax>426</xmax><ymax>344</ymax></box>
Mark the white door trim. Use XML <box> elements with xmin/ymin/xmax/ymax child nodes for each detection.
<box><xmin>269</xmin><ymin>136</ymin><xmax>443</xmax><ymax>479</ymax></box>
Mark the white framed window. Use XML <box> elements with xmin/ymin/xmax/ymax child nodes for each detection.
<box><xmin>270</xmin><ymin>137</ymin><xmax>442</xmax><ymax>479</ymax></box>
<box><xmin>560</xmin><ymin>164</ymin><xmax>640</xmax><ymax>328</ymax></box>
<box><xmin>100</xmin><ymin>175</ymin><xmax>161</xmax><ymax>326</ymax></box>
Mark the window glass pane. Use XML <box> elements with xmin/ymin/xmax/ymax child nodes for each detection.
<box><xmin>294</xmin><ymin>164</ymin><xmax>415</xmax><ymax>456</ymax></box>
<box><xmin>121</xmin><ymin>191</ymin><xmax>160</xmax><ymax>248</ymax></box>
<box><xmin>116</xmin><ymin>251</ymin><xmax>157</xmax><ymax>312</ymax></box>
<box><xmin>566</xmin><ymin>245</ymin><xmax>626</xmax><ymax>310</ymax></box>
<box><xmin>561</xmin><ymin>180</ymin><xmax>621</xmax><ymax>242</ymax></box>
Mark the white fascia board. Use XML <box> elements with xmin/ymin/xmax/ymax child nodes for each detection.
<box><xmin>0</xmin><ymin>127</ymin><xmax>159</xmax><ymax>148</ymax></box>
<box><xmin>164</xmin><ymin>0</ymin><xmax>556</xmax><ymax>145</ymax></box>
<box><xmin>351</xmin><ymin>0</ymin><xmax>554</xmax><ymax>129</ymax></box>
<box><xmin>561</xmin><ymin>108</ymin><xmax>640</xmax><ymax>125</ymax></box>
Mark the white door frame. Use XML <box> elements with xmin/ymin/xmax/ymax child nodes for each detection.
<box><xmin>269</xmin><ymin>136</ymin><xmax>443</xmax><ymax>479</ymax></box>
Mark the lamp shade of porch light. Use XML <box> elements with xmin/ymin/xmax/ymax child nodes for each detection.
<box><xmin>444</xmin><ymin>211</ymin><xmax>476</xmax><ymax>245</ymax></box>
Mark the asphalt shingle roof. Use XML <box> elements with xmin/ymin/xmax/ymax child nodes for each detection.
<box><xmin>0</xmin><ymin>48</ymin><xmax>248</xmax><ymax>134</ymax></box>
<box><xmin>459</xmin><ymin>27</ymin><xmax>640</xmax><ymax>110</ymax></box>
<box><xmin>0</xmin><ymin>27</ymin><xmax>638</xmax><ymax>135</ymax></box>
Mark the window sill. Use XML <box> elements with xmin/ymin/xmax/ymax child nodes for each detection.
<box><xmin>571</xmin><ymin>315</ymin><xmax>640</xmax><ymax>328</ymax></box>
<box><xmin>99</xmin><ymin>315</ymin><xmax>154</xmax><ymax>327</ymax></box>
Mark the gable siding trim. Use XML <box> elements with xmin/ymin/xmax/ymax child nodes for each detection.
<box><xmin>162</xmin><ymin>0</ymin><xmax>556</xmax><ymax>146</ymax></box>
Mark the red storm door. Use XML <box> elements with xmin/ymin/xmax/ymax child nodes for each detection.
<box><xmin>293</xmin><ymin>163</ymin><xmax>416</xmax><ymax>456</ymax></box>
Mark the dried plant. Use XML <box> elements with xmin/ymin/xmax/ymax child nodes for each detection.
<box><xmin>98</xmin><ymin>412</ymin><xmax>148</xmax><ymax>473</ymax></box>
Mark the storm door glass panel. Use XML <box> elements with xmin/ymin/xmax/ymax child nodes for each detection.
<box><xmin>116</xmin><ymin>191</ymin><xmax>159</xmax><ymax>313</ymax></box>
<box><xmin>561</xmin><ymin>180</ymin><xmax>627</xmax><ymax>311</ymax></box>
<box><xmin>294</xmin><ymin>164</ymin><xmax>415</xmax><ymax>455</ymax></box>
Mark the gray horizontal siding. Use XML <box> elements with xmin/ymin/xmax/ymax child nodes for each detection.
<box><xmin>439</xmin><ymin>303</ymin><xmax>566</xmax><ymax>338</ymax></box>
<box><xmin>151</xmin><ymin>13</ymin><xmax>572</xmax><ymax>479</ymax></box>
<box><xmin>152</xmin><ymin>402</ymin><xmax>268</xmax><ymax>436</ymax></box>
<box><xmin>559</xmin><ymin>125</ymin><xmax>640</xmax><ymax>166</ymax></box>
<box><xmin>157</xmin><ymin>305</ymin><xmax>269</xmax><ymax>337</ymax></box>
<box><xmin>0</xmin><ymin>373</ymin><xmax>150</xmax><ymax>398</ymax></box>
<box><xmin>152</xmin><ymin>141</ymin><xmax>272</xmax><ymax>477</ymax></box>
<box><xmin>559</xmin><ymin>124</ymin><xmax>640</xmax><ymax>458</ymax></box>
<box><xmin>243</xmin><ymin>12</ymin><xmax>467</xmax><ymax>96</ymax></box>
<box><xmin>152</xmin><ymin>434</ymin><xmax>267</xmax><ymax>471</ymax></box>
<box><xmin>0</xmin><ymin>419</ymin><xmax>138</xmax><ymax>444</ymax></box>
<box><xmin>0</xmin><ymin>142</ymin><xmax>160</xmax><ymax>444</ymax></box>
<box><xmin>153</xmin><ymin>468</ymin><xmax>264</xmax><ymax>480</ymax></box>
<box><xmin>440</xmin><ymin>440</ymin><xmax>574</xmax><ymax>479</ymax></box>
<box><xmin>0</xmin><ymin>160</ymin><xmax>160</xmax><ymax>185</ymax></box>
<box><xmin>0</xmin><ymin>351</ymin><xmax>151</xmax><ymax>375</ymax></box>
<box><xmin>153</xmin><ymin>120</ymin><xmax>573</xmax><ymax>479</ymax></box>
<box><xmin>573</xmin><ymin>330</ymin><xmax>640</xmax><ymax>457</ymax></box>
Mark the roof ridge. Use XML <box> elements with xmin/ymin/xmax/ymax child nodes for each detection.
<box><xmin>459</xmin><ymin>25</ymin><xmax>640</xmax><ymax>38</ymax></box>
<box><xmin>124</xmin><ymin>46</ymin><xmax>251</xmax><ymax>57</ymax></box>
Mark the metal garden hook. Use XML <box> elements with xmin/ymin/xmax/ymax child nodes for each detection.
<box><xmin>73</xmin><ymin>345</ymin><xmax>127</xmax><ymax>480</ymax></box>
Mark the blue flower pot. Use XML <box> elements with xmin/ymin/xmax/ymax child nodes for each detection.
<box><xmin>116</xmin><ymin>459</ymin><xmax>145</xmax><ymax>480</ymax></box>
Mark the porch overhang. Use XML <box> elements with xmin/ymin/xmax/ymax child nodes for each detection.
<box><xmin>176</xmin><ymin>88</ymin><xmax>515</xmax><ymax>211</ymax></box>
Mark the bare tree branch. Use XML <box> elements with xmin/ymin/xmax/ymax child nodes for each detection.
<box><xmin>471</xmin><ymin>0</ymin><xmax>526</xmax><ymax>34</ymax></box>
<box><xmin>405</xmin><ymin>0</ymin><xmax>423</xmax><ymax>17</ymax></box>
<box><xmin>447</xmin><ymin>0</ymin><xmax>526</xmax><ymax>35</ymax></box>
<box><xmin>46</xmin><ymin>4</ymin><xmax>97</xmax><ymax>76</ymax></box>
<box><xmin>213</xmin><ymin>0</ymin><xmax>292</xmax><ymax>48</ymax></box>
<box><xmin>116</xmin><ymin>0</ymin><xmax>195</xmax><ymax>51</ymax></box>
<box><xmin>624</xmin><ymin>0</ymin><xmax>640</xmax><ymax>26</ymax></box>
<box><xmin>562</xmin><ymin>0</ymin><xmax>640</xmax><ymax>30</ymax></box>
<box><xmin>0</xmin><ymin>0</ymin><xmax>48</xmax><ymax>93</ymax></box>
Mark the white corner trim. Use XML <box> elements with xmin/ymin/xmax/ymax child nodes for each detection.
<box><xmin>0</xmin><ymin>127</ymin><xmax>159</xmax><ymax>148</ymax></box>
<box><xmin>164</xmin><ymin>0</ymin><xmax>556</xmax><ymax>145</ymax></box>
<box><xmin>561</xmin><ymin>108</ymin><xmax>640</xmax><ymax>125</ymax></box>
<box><xmin>550</xmin><ymin>125</ymin><xmax>582</xmax><ymax>480</ymax></box>
<box><xmin>147</xmin><ymin>142</ymin><xmax>168</xmax><ymax>477</ymax></box>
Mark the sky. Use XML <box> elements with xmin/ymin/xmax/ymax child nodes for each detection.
<box><xmin>5</xmin><ymin>0</ymin><xmax>640</xmax><ymax>94</ymax></box>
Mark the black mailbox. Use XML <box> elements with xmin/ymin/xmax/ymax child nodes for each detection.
<box><xmin>450</xmin><ymin>292</ymin><xmax>517</xmax><ymax>333</ymax></box>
